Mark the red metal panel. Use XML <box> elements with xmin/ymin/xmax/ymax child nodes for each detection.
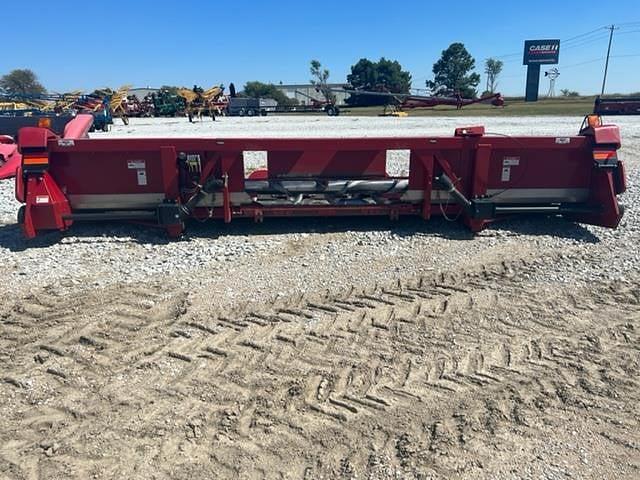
<box><xmin>160</xmin><ymin>146</ymin><xmax>179</xmax><ymax>200</ymax></box>
<box><xmin>471</xmin><ymin>144</ymin><xmax>492</xmax><ymax>197</ymax></box>
<box><xmin>483</xmin><ymin>140</ymin><xmax>592</xmax><ymax>190</ymax></box>
<box><xmin>0</xmin><ymin>143</ymin><xmax>20</xmax><ymax>180</ymax></box>
<box><xmin>18</xmin><ymin>127</ymin><xmax>55</xmax><ymax>151</ymax></box>
<box><xmin>22</xmin><ymin>172</ymin><xmax>72</xmax><ymax>238</ymax></box>
<box><xmin>593</xmin><ymin>125</ymin><xmax>621</xmax><ymax>147</ymax></box>
<box><xmin>422</xmin><ymin>154</ymin><xmax>435</xmax><ymax>220</ymax></box>
<box><xmin>49</xmin><ymin>150</ymin><xmax>166</xmax><ymax>195</ymax></box>
<box><xmin>47</xmin><ymin>137</ymin><xmax>462</xmax><ymax>154</ymax></box>
<box><xmin>41</xmin><ymin>135</ymin><xmax>599</xmax><ymax>199</ymax></box>
<box><xmin>61</xmin><ymin>114</ymin><xmax>93</xmax><ymax>140</ymax></box>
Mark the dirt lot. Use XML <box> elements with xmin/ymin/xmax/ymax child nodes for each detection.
<box><xmin>0</xmin><ymin>115</ymin><xmax>638</xmax><ymax>479</ymax></box>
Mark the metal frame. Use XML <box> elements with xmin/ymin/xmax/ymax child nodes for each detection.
<box><xmin>13</xmin><ymin>120</ymin><xmax>626</xmax><ymax>239</ymax></box>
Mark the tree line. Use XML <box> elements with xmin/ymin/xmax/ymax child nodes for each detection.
<box><xmin>240</xmin><ymin>44</ymin><xmax>503</xmax><ymax>107</ymax></box>
<box><xmin>0</xmin><ymin>43</ymin><xmax>511</xmax><ymax>105</ymax></box>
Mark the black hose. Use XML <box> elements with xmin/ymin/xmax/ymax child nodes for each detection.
<box><xmin>436</xmin><ymin>174</ymin><xmax>472</xmax><ymax>209</ymax></box>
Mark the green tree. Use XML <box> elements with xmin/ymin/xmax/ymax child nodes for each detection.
<box><xmin>560</xmin><ymin>89</ymin><xmax>580</xmax><ymax>97</ymax></box>
<box><xmin>242</xmin><ymin>81</ymin><xmax>298</xmax><ymax>106</ymax></box>
<box><xmin>346</xmin><ymin>57</ymin><xmax>411</xmax><ymax>106</ymax></box>
<box><xmin>310</xmin><ymin>59</ymin><xmax>335</xmax><ymax>103</ymax></box>
<box><xmin>0</xmin><ymin>69</ymin><xmax>46</xmax><ymax>97</ymax></box>
<box><xmin>426</xmin><ymin>43</ymin><xmax>480</xmax><ymax>98</ymax></box>
<box><xmin>484</xmin><ymin>58</ymin><xmax>503</xmax><ymax>94</ymax></box>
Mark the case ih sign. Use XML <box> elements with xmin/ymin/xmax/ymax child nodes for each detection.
<box><xmin>523</xmin><ymin>39</ymin><xmax>560</xmax><ymax>65</ymax></box>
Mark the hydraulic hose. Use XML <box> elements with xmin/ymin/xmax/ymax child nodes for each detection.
<box><xmin>435</xmin><ymin>174</ymin><xmax>472</xmax><ymax>210</ymax></box>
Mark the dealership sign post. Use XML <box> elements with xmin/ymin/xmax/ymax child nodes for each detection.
<box><xmin>523</xmin><ymin>39</ymin><xmax>560</xmax><ymax>101</ymax></box>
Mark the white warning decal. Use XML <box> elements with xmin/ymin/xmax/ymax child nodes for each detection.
<box><xmin>137</xmin><ymin>170</ymin><xmax>148</xmax><ymax>186</ymax></box>
<box><xmin>555</xmin><ymin>137</ymin><xmax>570</xmax><ymax>144</ymax></box>
<box><xmin>501</xmin><ymin>167</ymin><xmax>511</xmax><ymax>182</ymax></box>
<box><xmin>57</xmin><ymin>139</ymin><xmax>74</xmax><ymax>147</ymax></box>
<box><xmin>35</xmin><ymin>195</ymin><xmax>50</xmax><ymax>204</ymax></box>
<box><xmin>128</xmin><ymin>160</ymin><xmax>146</xmax><ymax>169</ymax></box>
<box><xmin>503</xmin><ymin>156</ymin><xmax>520</xmax><ymax>167</ymax></box>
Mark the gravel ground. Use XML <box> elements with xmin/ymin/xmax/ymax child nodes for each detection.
<box><xmin>0</xmin><ymin>115</ymin><xmax>638</xmax><ymax>479</ymax></box>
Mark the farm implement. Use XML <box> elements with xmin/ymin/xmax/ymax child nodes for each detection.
<box><xmin>9</xmin><ymin>115</ymin><xmax>625</xmax><ymax>239</ymax></box>
<box><xmin>0</xmin><ymin>87</ymin><xmax>132</xmax><ymax>132</ymax></box>
<box><xmin>341</xmin><ymin>89</ymin><xmax>505</xmax><ymax>114</ymax></box>
<box><xmin>277</xmin><ymin>90</ymin><xmax>340</xmax><ymax>116</ymax></box>
<box><xmin>594</xmin><ymin>96</ymin><xmax>640</xmax><ymax>115</ymax></box>
<box><xmin>178</xmin><ymin>85</ymin><xmax>227</xmax><ymax>121</ymax></box>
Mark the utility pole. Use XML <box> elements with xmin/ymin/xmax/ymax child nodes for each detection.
<box><xmin>601</xmin><ymin>24</ymin><xmax>618</xmax><ymax>96</ymax></box>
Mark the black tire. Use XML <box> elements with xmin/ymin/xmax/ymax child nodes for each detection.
<box><xmin>261</xmin><ymin>109</ymin><xmax>268</xmax><ymax>116</ymax></box>
<box><xmin>238</xmin><ymin>108</ymin><xmax>246</xmax><ymax>117</ymax></box>
<box><xmin>247</xmin><ymin>108</ymin><xmax>255</xmax><ymax>117</ymax></box>
<box><xmin>17</xmin><ymin>206</ymin><xmax>25</xmax><ymax>225</ymax></box>
<box><xmin>326</xmin><ymin>105</ymin><xmax>336</xmax><ymax>116</ymax></box>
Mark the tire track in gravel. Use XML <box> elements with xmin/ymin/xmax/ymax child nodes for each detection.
<box><xmin>0</xmin><ymin>258</ymin><xmax>639</xmax><ymax>479</ymax></box>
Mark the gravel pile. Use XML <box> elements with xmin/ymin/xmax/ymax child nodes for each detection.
<box><xmin>0</xmin><ymin>115</ymin><xmax>637</xmax><ymax>299</ymax></box>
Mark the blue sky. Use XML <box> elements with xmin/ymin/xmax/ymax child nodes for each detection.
<box><xmin>4</xmin><ymin>0</ymin><xmax>639</xmax><ymax>96</ymax></box>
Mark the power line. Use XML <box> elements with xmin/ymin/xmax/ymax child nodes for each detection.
<box><xmin>492</xmin><ymin>52</ymin><xmax>521</xmax><ymax>60</ymax></box>
<box><xmin>562</xmin><ymin>26</ymin><xmax>607</xmax><ymax>42</ymax></box>
<box><xmin>561</xmin><ymin>58</ymin><xmax>604</xmax><ymax>69</ymax></box>
<box><xmin>560</xmin><ymin>34</ymin><xmax>610</xmax><ymax>51</ymax></box>
<box><xmin>562</xmin><ymin>30</ymin><xmax>610</xmax><ymax>47</ymax></box>
<box><xmin>490</xmin><ymin>51</ymin><xmax>637</xmax><ymax>74</ymax></box>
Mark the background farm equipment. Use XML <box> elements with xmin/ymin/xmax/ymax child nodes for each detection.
<box><xmin>10</xmin><ymin>115</ymin><xmax>625</xmax><ymax>240</ymax></box>
<box><xmin>287</xmin><ymin>90</ymin><xmax>340</xmax><ymax>116</ymax></box>
<box><xmin>69</xmin><ymin>93</ymin><xmax>112</xmax><ymax>132</ymax></box>
<box><xmin>594</xmin><ymin>96</ymin><xmax>640</xmax><ymax>115</ymax></box>
<box><xmin>0</xmin><ymin>92</ymin><xmax>84</xmax><ymax>114</ymax></box>
<box><xmin>178</xmin><ymin>85</ymin><xmax>227</xmax><ymax>121</ymax></box>
<box><xmin>151</xmin><ymin>88</ymin><xmax>187</xmax><ymax>117</ymax></box>
<box><xmin>75</xmin><ymin>86</ymin><xmax>131</xmax><ymax>130</ymax></box>
<box><xmin>0</xmin><ymin>114</ymin><xmax>75</xmax><ymax>138</ymax></box>
<box><xmin>123</xmin><ymin>94</ymin><xmax>155</xmax><ymax>118</ymax></box>
<box><xmin>0</xmin><ymin>88</ymin><xmax>132</xmax><ymax>132</ymax></box>
<box><xmin>340</xmin><ymin>88</ymin><xmax>505</xmax><ymax>113</ymax></box>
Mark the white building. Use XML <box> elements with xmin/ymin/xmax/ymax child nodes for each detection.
<box><xmin>274</xmin><ymin>83</ymin><xmax>350</xmax><ymax>105</ymax></box>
